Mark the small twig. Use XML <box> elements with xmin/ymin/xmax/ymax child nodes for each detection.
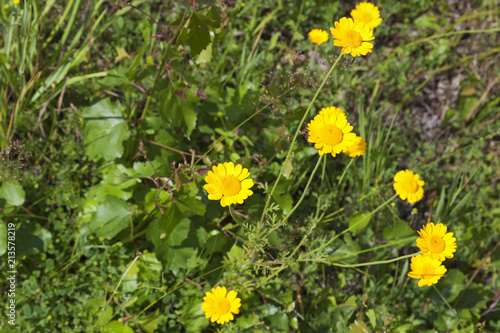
<box><xmin>465</xmin><ymin>240</ymin><xmax>500</xmax><ymax>289</ymax></box>
<box><xmin>247</xmin><ymin>24</ymin><xmax>265</xmax><ymax>63</ymax></box>
<box><xmin>466</xmin><ymin>74</ymin><xmax>499</xmax><ymax>122</ymax></box>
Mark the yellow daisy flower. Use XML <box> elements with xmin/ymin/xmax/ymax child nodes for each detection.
<box><xmin>416</xmin><ymin>222</ymin><xmax>457</xmax><ymax>262</ymax></box>
<box><xmin>13</xmin><ymin>0</ymin><xmax>20</xmax><ymax>4</ymax></box>
<box><xmin>201</xmin><ymin>286</ymin><xmax>241</xmax><ymax>324</ymax></box>
<box><xmin>204</xmin><ymin>162</ymin><xmax>254</xmax><ymax>207</ymax></box>
<box><xmin>330</xmin><ymin>17</ymin><xmax>374</xmax><ymax>57</ymax></box>
<box><xmin>393</xmin><ymin>169</ymin><xmax>425</xmax><ymax>204</ymax></box>
<box><xmin>308</xmin><ymin>28</ymin><xmax>329</xmax><ymax>45</ymax></box>
<box><xmin>318</xmin><ymin>106</ymin><xmax>346</xmax><ymax>118</ymax></box>
<box><xmin>307</xmin><ymin>107</ymin><xmax>356</xmax><ymax>157</ymax></box>
<box><xmin>408</xmin><ymin>254</ymin><xmax>447</xmax><ymax>287</ymax></box>
<box><xmin>343</xmin><ymin>136</ymin><xmax>367</xmax><ymax>157</ymax></box>
<box><xmin>350</xmin><ymin>2</ymin><xmax>383</xmax><ymax>31</ymax></box>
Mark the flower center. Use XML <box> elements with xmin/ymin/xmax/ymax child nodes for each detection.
<box><xmin>318</xmin><ymin>124</ymin><xmax>343</xmax><ymax>146</ymax></box>
<box><xmin>344</xmin><ymin>30</ymin><xmax>362</xmax><ymax>48</ymax></box>
<box><xmin>214</xmin><ymin>298</ymin><xmax>231</xmax><ymax>314</ymax></box>
<box><xmin>361</xmin><ymin>12</ymin><xmax>373</xmax><ymax>23</ymax></box>
<box><xmin>429</xmin><ymin>235</ymin><xmax>445</xmax><ymax>253</ymax></box>
<box><xmin>219</xmin><ymin>176</ymin><xmax>241</xmax><ymax>197</ymax></box>
<box><xmin>403</xmin><ymin>178</ymin><xmax>418</xmax><ymax>193</ymax></box>
<box><xmin>421</xmin><ymin>264</ymin><xmax>435</xmax><ymax>280</ymax></box>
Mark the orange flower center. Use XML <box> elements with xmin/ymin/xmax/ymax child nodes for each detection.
<box><xmin>344</xmin><ymin>30</ymin><xmax>362</xmax><ymax>48</ymax></box>
<box><xmin>403</xmin><ymin>178</ymin><xmax>418</xmax><ymax>193</ymax></box>
<box><xmin>219</xmin><ymin>176</ymin><xmax>241</xmax><ymax>196</ymax></box>
<box><xmin>421</xmin><ymin>263</ymin><xmax>435</xmax><ymax>280</ymax></box>
<box><xmin>361</xmin><ymin>12</ymin><xmax>373</xmax><ymax>23</ymax></box>
<box><xmin>318</xmin><ymin>124</ymin><xmax>344</xmax><ymax>146</ymax></box>
<box><xmin>429</xmin><ymin>235</ymin><xmax>445</xmax><ymax>253</ymax></box>
<box><xmin>214</xmin><ymin>298</ymin><xmax>231</xmax><ymax>314</ymax></box>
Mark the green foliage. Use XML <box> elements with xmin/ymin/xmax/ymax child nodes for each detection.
<box><xmin>1</xmin><ymin>0</ymin><xmax>499</xmax><ymax>332</ymax></box>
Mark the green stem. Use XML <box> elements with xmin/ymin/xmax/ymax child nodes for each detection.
<box><xmin>258</xmin><ymin>53</ymin><xmax>344</xmax><ymax>229</ymax></box>
<box><xmin>282</xmin><ymin>155</ymin><xmax>324</xmax><ymax>225</ymax></box>
<box><xmin>332</xmin><ymin>236</ymin><xmax>416</xmax><ymax>261</ymax></box>
<box><xmin>337</xmin><ymin>157</ymin><xmax>354</xmax><ymax>187</ymax></box>
<box><xmin>266</xmin><ymin>155</ymin><xmax>324</xmax><ymax>247</ymax></box>
<box><xmin>304</xmin><ymin>193</ymin><xmax>398</xmax><ymax>258</ymax></box>
<box><xmin>91</xmin><ymin>255</ymin><xmax>141</xmax><ymax>332</ymax></box>
<box><xmin>432</xmin><ymin>284</ymin><xmax>462</xmax><ymax>329</ymax></box>
<box><xmin>300</xmin><ymin>252</ymin><xmax>419</xmax><ymax>267</ymax></box>
<box><xmin>135</xmin><ymin>4</ymin><xmax>190</xmax><ymax>130</ymax></box>
<box><xmin>433</xmin><ymin>284</ymin><xmax>463</xmax><ymax>329</ymax></box>
<box><xmin>228</xmin><ymin>205</ymin><xmax>251</xmax><ymax>232</ymax></box>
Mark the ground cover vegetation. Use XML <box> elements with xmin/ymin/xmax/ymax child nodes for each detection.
<box><xmin>0</xmin><ymin>0</ymin><xmax>499</xmax><ymax>332</ymax></box>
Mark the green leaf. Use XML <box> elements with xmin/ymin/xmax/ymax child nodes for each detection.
<box><xmin>126</xmin><ymin>41</ymin><xmax>148</xmax><ymax>80</ymax></box>
<box><xmin>98</xmin><ymin>66</ymin><xmax>129</xmax><ymax>87</ymax></box>
<box><xmin>449</xmin><ymin>191</ymin><xmax>472</xmax><ymax>218</ymax></box>
<box><xmin>270</xmin><ymin>179</ymin><xmax>293</xmax><ymax>215</ymax></box>
<box><xmin>414</xmin><ymin>14</ymin><xmax>440</xmax><ymax>31</ymax></box>
<box><xmin>16</xmin><ymin>220</ymin><xmax>52</xmax><ymax>256</ymax></box>
<box><xmin>348</xmin><ymin>211</ymin><xmax>372</xmax><ymax>233</ymax></box>
<box><xmin>195</xmin><ymin>42</ymin><xmax>213</xmax><ymax>64</ymax></box>
<box><xmin>159</xmin><ymin>86</ymin><xmax>198</xmax><ymax>139</ymax></box>
<box><xmin>272</xmin><ymin>191</ymin><xmax>293</xmax><ymax>216</ymax></box>
<box><xmin>342</xmin><ymin>296</ymin><xmax>357</xmax><ymax>308</ymax></box>
<box><xmin>151</xmin><ymin>217</ymin><xmax>202</xmax><ymax>270</ymax></box>
<box><xmin>206</xmin><ymin>6</ymin><xmax>221</xmax><ymax>26</ymax></box>
<box><xmin>137</xmin><ymin>310</ymin><xmax>160</xmax><ymax>333</ymax></box>
<box><xmin>383</xmin><ymin>221</ymin><xmax>415</xmax><ymax>248</ymax></box>
<box><xmin>82</xmin><ymin>99</ymin><xmax>130</xmax><ymax>161</ymax></box>
<box><xmin>147</xmin><ymin>203</ymin><xmax>200</xmax><ymax>267</ymax></box>
<box><xmin>435</xmin><ymin>186</ymin><xmax>446</xmax><ymax>222</ymax></box>
<box><xmin>266</xmin><ymin>313</ymin><xmax>289</xmax><ymax>331</ymax></box>
<box><xmin>205</xmin><ymin>231</ymin><xmax>230</xmax><ymax>255</ymax></box>
<box><xmin>181</xmin><ymin>107</ymin><xmax>198</xmax><ymax>139</ymax></box>
<box><xmin>366</xmin><ymin>309</ymin><xmax>376</xmax><ymax>330</ymax></box>
<box><xmin>122</xmin><ymin>258</ymin><xmax>139</xmax><ymax>292</ymax></box>
<box><xmin>435</xmin><ymin>308</ymin><xmax>460</xmax><ymax>331</ymax></box>
<box><xmin>146</xmin><ymin>202</ymin><xmax>182</xmax><ymax>252</ymax></box>
<box><xmin>439</xmin><ymin>269</ymin><xmax>466</xmax><ymax>302</ymax></box>
<box><xmin>282</xmin><ymin>152</ymin><xmax>294</xmax><ymax>179</ymax></box>
<box><xmin>85</xmin><ymin>164</ymin><xmax>137</xmax><ymax>202</ymax></box>
<box><xmin>349</xmin><ymin>320</ymin><xmax>370</xmax><ymax>333</ymax></box>
<box><xmin>182</xmin><ymin>14</ymin><xmax>211</xmax><ymax>57</ymax></box>
<box><xmin>332</xmin><ymin>234</ymin><xmax>361</xmax><ymax>263</ymax></box>
<box><xmin>97</xmin><ymin>307</ymin><xmax>114</xmax><ymax>326</ymax></box>
<box><xmin>236</xmin><ymin>314</ymin><xmax>260</xmax><ymax>330</ymax></box>
<box><xmin>169</xmin><ymin>218</ymin><xmax>190</xmax><ymax>247</ymax></box>
<box><xmin>114</xmin><ymin>47</ymin><xmax>130</xmax><ymax>63</ymax></box>
<box><xmin>87</xmin><ymin>196</ymin><xmax>133</xmax><ymax>239</ymax></box>
<box><xmin>0</xmin><ymin>181</ymin><xmax>25</xmax><ymax>206</ymax></box>
<box><xmin>102</xmin><ymin>321</ymin><xmax>134</xmax><ymax>333</ymax></box>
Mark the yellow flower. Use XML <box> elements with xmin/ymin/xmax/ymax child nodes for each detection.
<box><xmin>13</xmin><ymin>0</ymin><xmax>20</xmax><ymax>4</ymax></box>
<box><xmin>201</xmin><ymin>286</ymin><xmax>241</xmax><ymax>324</ymax></box>
<box><xmin>350</xmin><ymin>2</ymin><xmax>382</xmax><ymax>31</ymax></box>
<box><xmin>408</xmin><ymin>254</ymin><xmax>447</xmax><ymax>287</ymax></box>
<box><xmin>204</xmin><ymin>162</ymin><xmax>254</xmax><ymax>207</ymax></box>
<box><xmin>318</xmin><ymin>106</ymin><xmax>346</xmax><ymax>118</ymax></box>
<box><xmin>393</xmin><ymin>169</ymin><xmax>425</xmax><ymax>204</ymax></box>
<box><xmin>308</xmin><ymin>29</ymin><xmax>329</xmax><ymax>45</ymax></box>
<box><xmin>330</xmin><ymin>17</ymin><xmax>374</xmax><ymax>57</ymax></box>
<box><xmin>416</xmin><ymin>222</ymin><xmax>457</xmax><ymax>262</ymax></box>
<box><xmin>343</xmin><ymin>136</ymin><xmax>367</xmax><ymax>157</ymax></box>
<box><xmin>307</xmin><ymin>107</ymin><xmax>356</xmax><ymax>157</ymax></box>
